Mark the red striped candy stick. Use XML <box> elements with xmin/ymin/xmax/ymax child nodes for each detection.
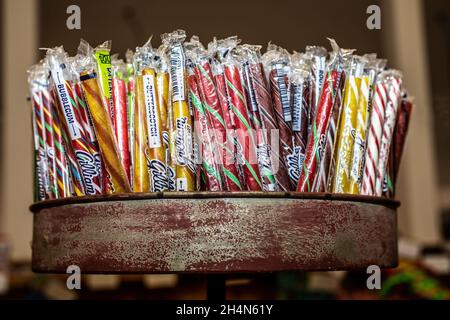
<box><xmin>213</xmin><ymin>70</ymin><xmax>245</xmax><ymax>190</ymax></box>
<box><xmin>242</xmin><ymin>61</ymin><xmax>277</xmax><ymax>191</ymax></box>
<box><xmin>224</xmin><ymin>62</ymin><xmax>263</xmax><ymax>190</ymax></box>
<box><xmin>30</xmin><ymin>80</ymin><xmax>49</xmax><ymax>200</ymax></box>
<box><xmin>374</xmin><ymin>72</ymin><xmax>402</xmax><ymax>196</ymax></box>
<box><xmin>188</xmin><ymin>70</ymin><xmax>223</xmax><ymax>191</ymax></box>
<box><xmin>316</xmin><ymin>75</ymin><xmax>345</xmax><ymax>192</ymax></box>
<box><xmin>361</xmin><ymin>72</ymin><xmax>389</xmax><ymax>195</ymax></box>
<box><xmin>195</xmin><ymin>58</ymin><xmax>243</xmax><ymax>191</ymax></box>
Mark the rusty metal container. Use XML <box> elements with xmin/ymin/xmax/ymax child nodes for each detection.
<box><xmin>30</xmin><ymin>192</ymin><xmax>398</xmax><ymax>274</ymax></box>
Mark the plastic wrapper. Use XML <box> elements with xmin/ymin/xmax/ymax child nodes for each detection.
<box><xmin>383</xmin><ymin>95</ymin><xmax>413</xmax><ymax>197</ymax></box>
<box><xmin>331</xmin><ymin>55</ymin><xmax>366</xmax><ymax>193</ymax></box>
<box><xmin>135</xmin><ymin>40</ymin><xmax>168</xmax><ymax>192</ymax></box>
<box><xmin>155</xmin><ymin>46</ymin><xmax>176</xmax><ymax>191</ymax></box>
<box><xmin>75</xmin><ymin>42</ymin><xmax>131</xmax><ymax>194</ymax></box>
<box><xmin>305</xmin><ymin>45</ymin><xmax>327</xmax><ymax>129</ymax></box>
<box><xmin>111</xmin><ymin>57</ymin><xmax>132</xmax><ymax>184</ymax></box>
<box><xmin>296</xmin><ymin>40</ymin><xmax>348</xmax><ymax>192</ymax></box>
<box><xmin>162</xmin><ymin>30</ymin><xmax>195</xmax><ymax>191</ymax></box>
<box><xmin>222</xmin><ymin>44</ymin><xmax>263</xmax><ymax>191</ymax></box>
<box><xmin>374</xmin><ymin>70</ymin><xmax>403</xmax><ymax>196</ymax></box>
<box><xmin>28</xmin><ymin>63</ymin><xmax>51</xmax><ymax>200</ymax></box>
<box><xmin>93</xmin><ymin>41</ymin><xmax>114</xmax><ymax>123</ymax></box>
<box><xmin>125</xmin><ymin>50</ymin><xmax>136</xmax><ymax>188</ymax></box>
<box><xmin>46</xmin><ymin>47</ymin><xmax>104</xmax><ymax>195</ymax></box>
<box><xmin>132</xmin><ymin>72</ymin><xmax>151</xmax><ymax>192</ymax></box>
<box><xmin>187</xmin><ymin>60</ymin><xmax>223</xmax><ymax>191</ymax></box>
<box><xmin>207</xmin><ymin>37</ymin><xmax>244</xmax><ymax>191</ymax></box>
<box><xmin>262</xmin><ymin>43</ymin><xmax>293</xmax><ymax>189</ymax></box>
<box><xmin>288</xmin><ymin>53</ymin><xmax>311</xmax><ymax>187</ymax></box>
<box><xmin>348</xmin><ymin>57</ymin><xmax>386</xmax><ymax>194</ymax></box>
<box><xmin>237</xmin><ymin>44</ymin><xmax>280</xmax><ymax>191</ymax></box>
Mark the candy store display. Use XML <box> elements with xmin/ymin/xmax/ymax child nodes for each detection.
<box><xmin>27</xmin><ymin>30</ymin><xmax>413</xmax><ymax>201</ymax></box>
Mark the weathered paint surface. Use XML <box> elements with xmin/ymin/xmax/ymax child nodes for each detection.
<box><xmin>31</xmin><ymin>192</ymin><xmax>398</xmax><ymax>273</ymax></box>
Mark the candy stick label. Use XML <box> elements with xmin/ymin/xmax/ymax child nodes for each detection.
<box><xmin>148</xmin><ymin>159</ymin><xmax>167</xmax><ymax>192</ymax></box>
<box><xmin>314</xmin><ymin>56</ymin><xmax>326</xmax><ymax>107</ymax></box>
<box><xmin>75</xmin><ymin>150</ymin><xmax>102</xmax><ymax>195</ymax></box>
<box><xmin>170</xmin><ymin>45</ymin><xmax>186</xmax><ymax>102</ymax></box>
<box><xmin>175</xmin><ymin>116</ymin><xmax>194</xmax><ymax>171</ymax></box>
<box><xmin>292</xmin><ymin>84</ymin><xmax>303</xmax><ymax>131</ymax></box>
<box><xmin>275</xmin><ymin>64</ymin><xmax>291</xmax><ymax>122</ymax></box>
<box><xmin>143</xmin><ymin>74</ymin><xmax>162</xmax><ymax>148</ymax></box>
<box><xmin>95</xmin><ymin>51</ymin><xmax>114</xmax><ymax>118</ymax></box>
<box><xmin>287</xmin><ymin>146</ymin><xmax>305</xmax><ymax>183</ymax></box>
<box><xmin>51</xmin><ymin>68</ymin><xmax>82</xmax><ymax>140</ymax></box>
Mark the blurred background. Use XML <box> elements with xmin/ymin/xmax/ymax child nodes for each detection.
<box><xmin>0</xmin><ymin>0</ymin><xmax>449</xmax><ymax>299</ymax></box>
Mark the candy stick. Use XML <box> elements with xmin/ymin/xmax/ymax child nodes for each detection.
<box><xmin>132</xmin><ymin>74</ymin><xmax>151</xmax><ymax>192</ymax></box>
<box><xmin>316</xmin><ymin>74</ymin><xmax>345</xmax><ymax>192</ymax></box>
<box><xmin>242</xmin><ymin>60</ymin><xmax>277</xmax><ymax>191</ymax></box>
<box><xmin>157</xmin><ymin>67</ymin><xmax>177</xmax><ymax>191</ymax></box>
<box><xmin>50</xmin><ymin>99</ymin><xmax>71</xmax><ymax>198</ymax></box>
<box><xmin>93</xmin><ymin>41</ymin><xmax>114</xmax><ymax>123</ymax></box>
<box><xmin>297</xmin><ymin>42</ymin><xmax>347</xmax><ymax>192</ymax></box>
<box><xmin>384</xmin><ymin>96</ymin><xmax>413</xmax><ymax>197</ymax></box>
<box><xmin>306</xmin><ymin>46</ymin><xmax>327</xmax><ymax>129</ymax></box>
<box><xmin>361</xmin><ymin>71</ymin><xmax>390</xmax><ymax>195</ymax></box>
<box><xmin>162</xmin><ymin>30</ymin><xmax>195</xmax><ymax>191</ymax></box>
<box><xmin>142</xmin><ymin>67</ymin><xmax>168</xmax><ymax>192</ymax></box>
<box><xmin>125</xmin><ymin>50</ymin><xmax>136</xmax><ymax>188</ymax></box>
<box><xmin>47</xmin><ymin>49</ymin><xmax>103</xmax><ymax>196</ymax></box>
<box><xmin>289</xmin><ymin>63</ymin><xmax>310</xmax><ymax>188</ymax></box>
<box><xmin>40</xmin><ymin>87</ymin><xmax>58</xmax><ymax>198</ymax></box>
<box><xmin>263</xmin><ymin>44</ymin><xmax>294</xmax><ymax>189</ymax></box>
<box><xmin>134</xmin><ymin>41</ymin><xmax>168</xmax><ymax>192</ymax></box>
<box><xmin>224</xmin><ymin>59</ymin><xmax>263</xmax><ymax>191</ymax></box>
<box><xmin>80</xmin><ymin>71</ymin><xmax>132</xmax><ymax>194</ymax></box>
<box><xmin>213</xmin><ymin>69</ymin><xmax>245</xmax><ymax>190</ymax></box>
<box><xmin>374</xmin><ymin>71</ymin><xmax>402</xmax><ymax>196</ymax></box>
<box><xmin>28</xmin><ymin>65</ymin><xmax>49</xmax><ymax>200</ymax></box>
<box><xmin>53</xmin><ymin>88</ymin><xmax>85</xmax><ymax>196</ymax></box>
<box><xmin>188</xmin><ymin>69</ymin><xmax>223</xmax><ymax>191</ymax></box>
<box><xmin>112</xmin><ymin>61</ymin><xmax>131</xmax><ymax>184</ymax></box>
<box><xmin>248</xmin><ymin>60</ymin><xmax>291</xmax><ymax>191</ymax></box>
<box><xmin>331</xmin><ymin>57</ymin><xmax>365</xmax><ymax>193</ymax></box>
<box><xmin>348</xmin><ymin>75</ymin><xmax>370</xmax><ymax>194</ymax></box>
<box><xmin>195</xmin><ymin>57</ymin><xmax>243</xmax><ymax>191</ymax></box>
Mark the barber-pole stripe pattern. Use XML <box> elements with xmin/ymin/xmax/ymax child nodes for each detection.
<box><xmin>195</xmin><ymin>62</ymin><xmax>242</xmax><ymax>191</ymax></box>
<box><xmin>269</xmin><ymin>67</ymin><xmax>294</xmax><ymax>189</ymax></box>
<box><xmin>50</xmin><ymin>98</ymin><xmax>71</xmax><ymax>198</ymax></box>
<box><xmin>31</xmin><ymin>88</ymin><xmax>49</xmax><ymax>200</ymax></box>
<box><xmin>81</xmin><ymin>73</ymin><xmax>132</xmax><ymax>194</ymax></box>
<box><xmin>374</xmin><ymin>76</ymin><xmax>402</xmax><ymax>196</ymax></box>
<box><xmin>250</xmin><ymin>63</ymin><xmax>291</xmax><ymax>190</ymax></box>
<box><xmin>225</xmin><ymin>64</ymin><xmax>263</xmax><ymax>191</ymax></box>
<box><xmin>361</xmin><ymin>78</ymin><xmax>388</xmax><ymax>195</ymax></box>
